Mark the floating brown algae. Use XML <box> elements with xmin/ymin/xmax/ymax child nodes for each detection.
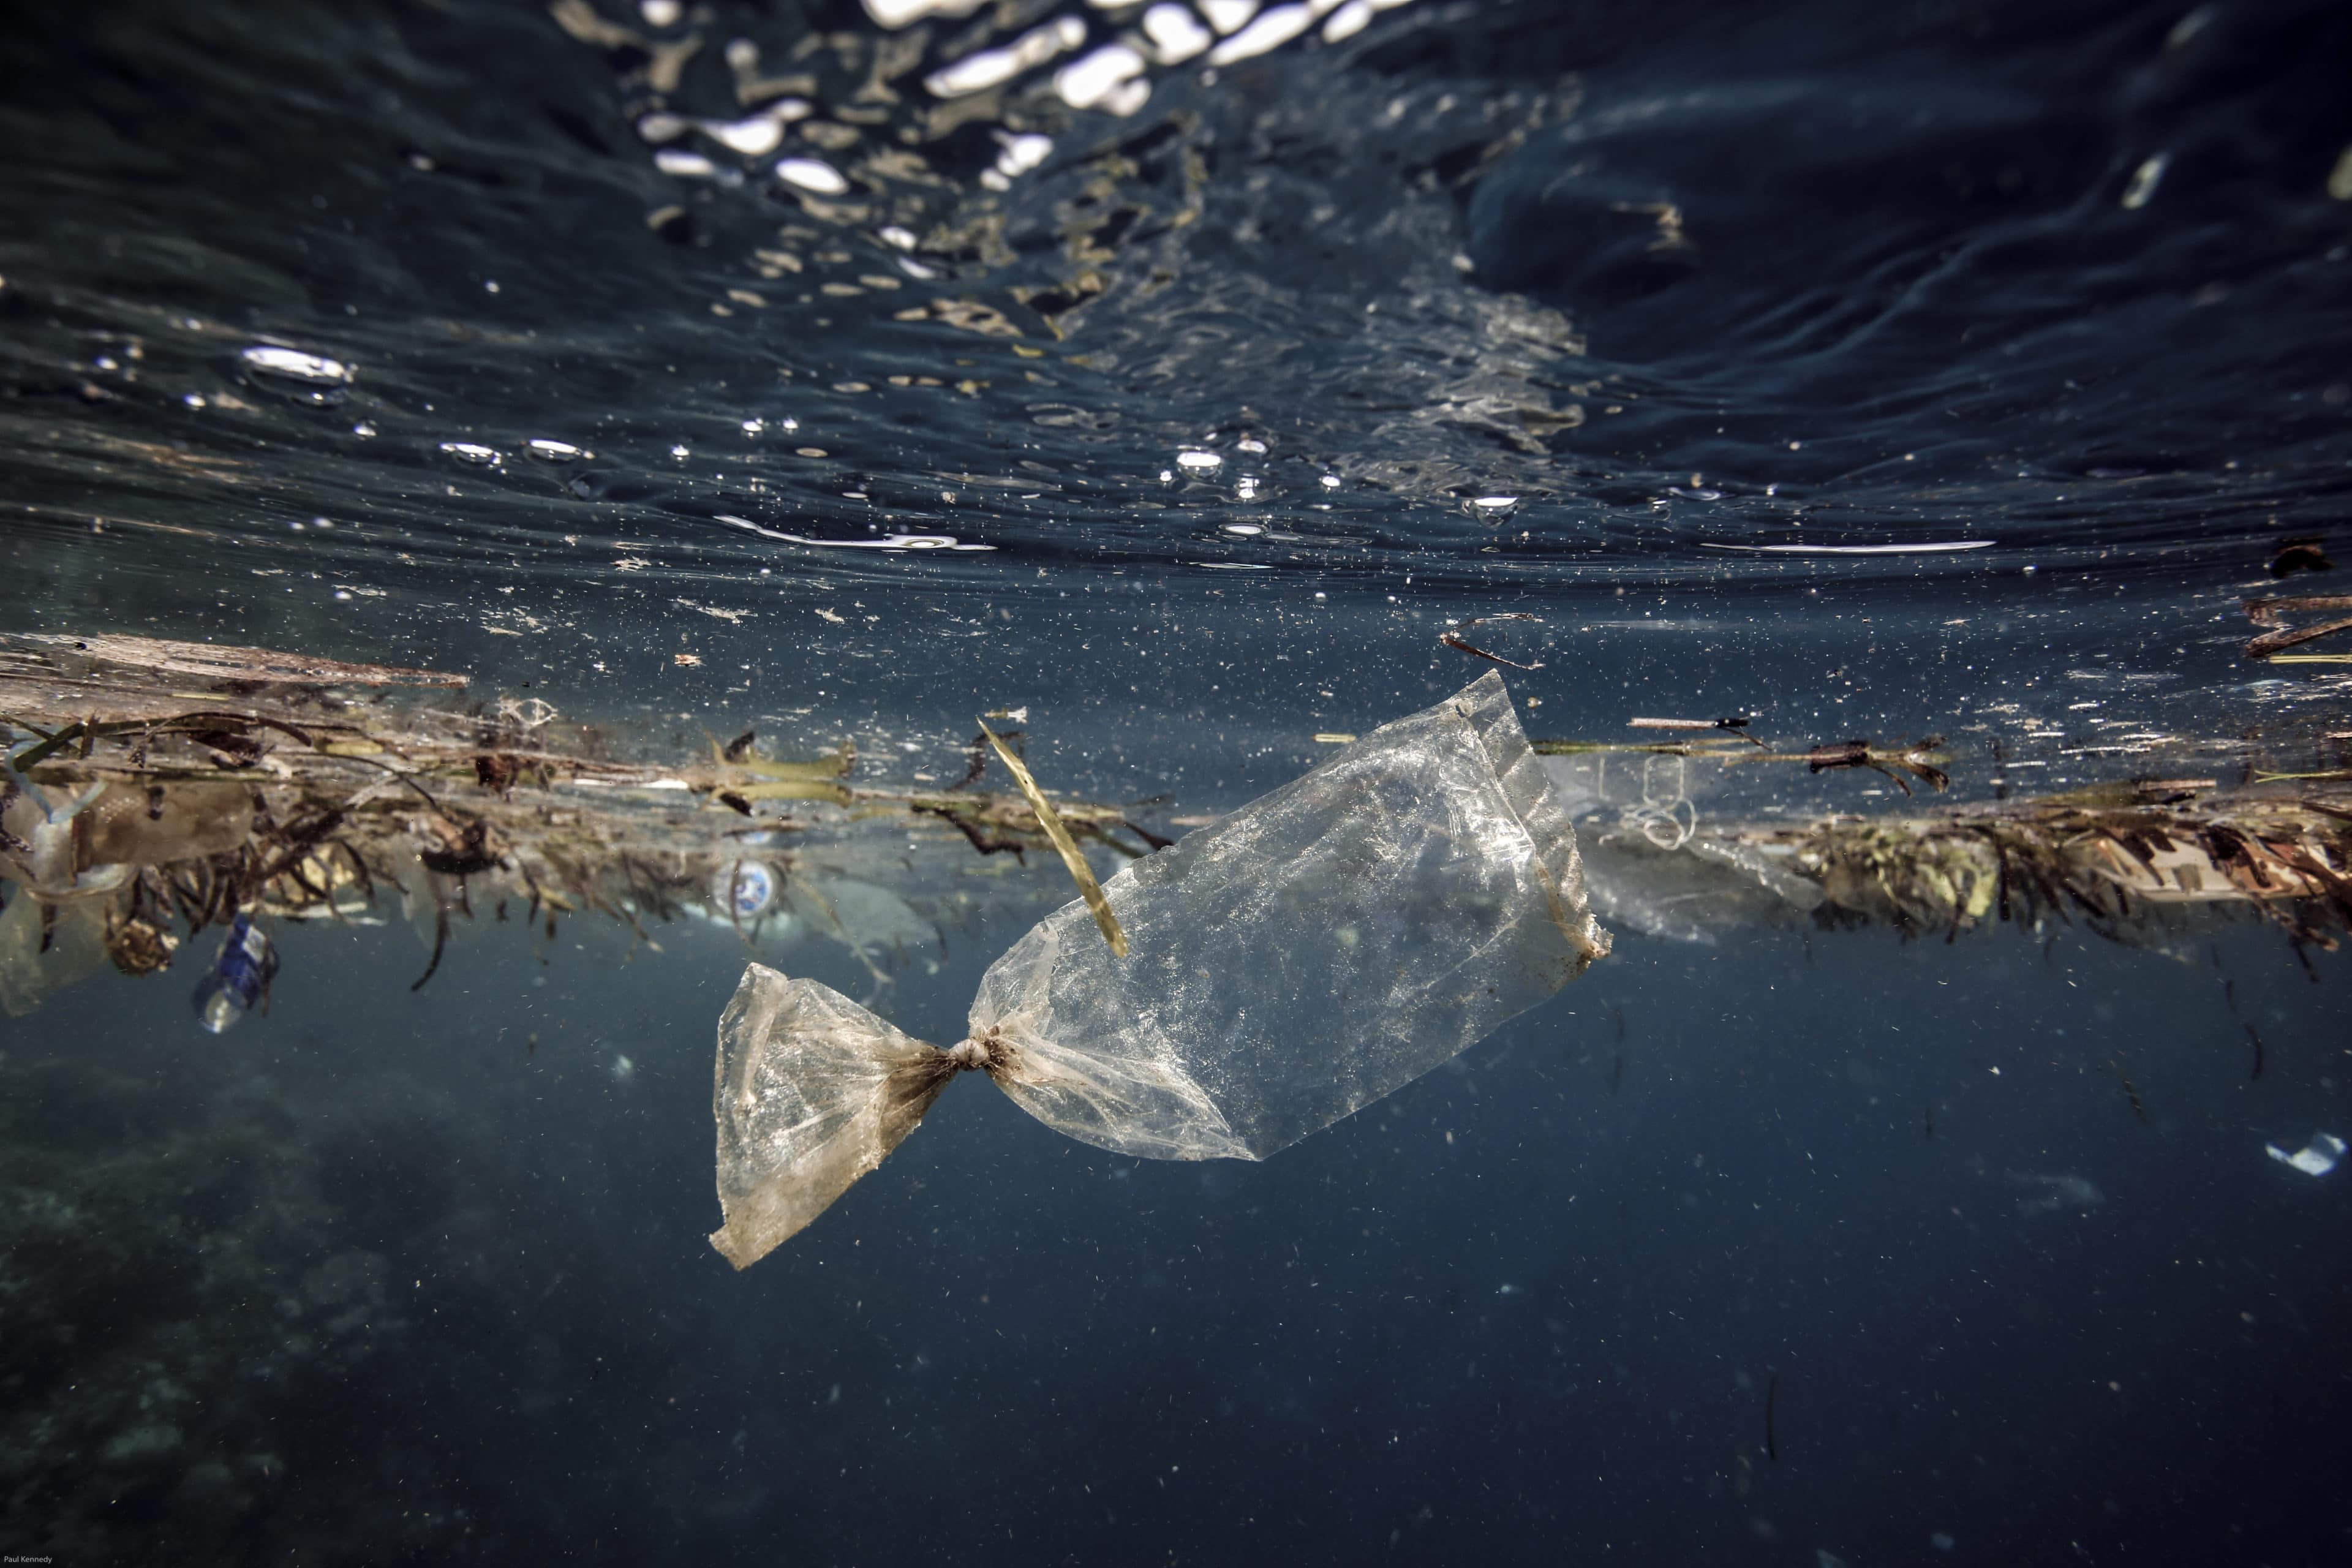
<box><xmin>709</xmin><ymin>673</ymin><xmax>1610</xmax><ymax>1268</ymax></box>
<box><xmin>8</xmin><ymin>628</ymin><xmax>2347</xmax><ymax>1032</ymax></box>
<box><xmin>1</xmin><ymin>633</ymin><xmax>1158</xmax><ymax>1013</ymax></box>
<box><xmin>1575</xmin><ymin>780</ymin><xmax>2352</xmax><ymax>950</ymax></box>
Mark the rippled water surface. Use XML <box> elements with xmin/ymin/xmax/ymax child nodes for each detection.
<box><xmin>4</xmin><ymin>0</ymin><xmax>2351</xmax><ymax>1562</ymax></box>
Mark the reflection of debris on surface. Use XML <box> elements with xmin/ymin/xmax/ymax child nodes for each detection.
<box><xmin>1536</xmin><ymin>731</ymin><xmax>1952</xmax><ymax>796</ymax></box>
<box><xmin>2266</xmin><ymin>1133</ymin><xmax>2345</xmax><ymax>1177</ymax></box>
<box><xmin>2269</xmin><ymin>537</ymin><xmax>2334</xmax><ymax>578</ymax></box>
<box><xmin>1796</xmin><ymin>737</ymin><xmax>1950</xmax><ymax>796</ymax></box>
<box><xmin>2245</xmin><ymin>595</ymin><xmax>2352</xmax><ymax>659</ymax></box>
<box><xmin>0</xmin><ymin>635</ymin><xmax>1160</xmax><ymax>1016</ymax></box>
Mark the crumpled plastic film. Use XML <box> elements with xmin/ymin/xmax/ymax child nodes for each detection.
<box><xmin>708</xmin><ymin>671</ymin><xmax>1611</xmax><ymax>1267</ymax></box>
<box><xmin>2266</xmin><ymin>1132</ymin><xmax>2345</xmax><ymax>1177</ymax></box>
<box><xmin>709</xmin><ymin>967</ymin><xmax>959</xmax><ymax>1268</ymax></box>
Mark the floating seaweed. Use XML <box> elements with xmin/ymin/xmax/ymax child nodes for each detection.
<box><xmin>0</xmin><ymin>635</ymin><xmax>1159</xmax><ymax>1014</ymax></box>
<box><xmin>5</xmin><ymin>634</ymin><xmax>2347</xmax><ymax>1023</ymax></box>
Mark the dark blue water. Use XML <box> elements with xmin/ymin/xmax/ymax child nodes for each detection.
<box><xmin>3</xmin><ymin>0</ymin><xmax>2350</xmax><ymax>1562</ymax></box>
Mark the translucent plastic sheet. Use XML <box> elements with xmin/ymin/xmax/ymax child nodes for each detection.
<box><xmin>710</xmin><ymin>672</ymin><xmax>1610</xmax><ymax>1268</ymax></box>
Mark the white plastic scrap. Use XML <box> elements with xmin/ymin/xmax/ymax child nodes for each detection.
<box><xmin>2266</xmin><ymin>1133</ymin><xmax>2346</xmax><ymax>1177</ymax></box>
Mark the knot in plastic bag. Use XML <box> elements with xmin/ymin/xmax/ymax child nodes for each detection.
<box><xmin>943</xmin><ymin>1033</ymin><xmax>1004</xmax><ymax>1072</ymax></box>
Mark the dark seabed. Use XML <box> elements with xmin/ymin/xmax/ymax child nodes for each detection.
<box><xmin>2</xmin><ymin>0</ymin><xmax>2350</xmax><ymax>1564</ymax></box>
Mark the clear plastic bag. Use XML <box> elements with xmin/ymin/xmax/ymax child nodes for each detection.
<box><xmin>709</xmin><ymin>672</ymin><xmax>1610</xmax><ymax>1268</ymax></box>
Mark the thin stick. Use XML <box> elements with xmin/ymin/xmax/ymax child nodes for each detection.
<box><xmin>978</xmin><ymin>718</ymin><xmax>1127</xmax><ymax>957</ymax></box>
<box><xmin>1438</xmin><ymin>614</ymin><xmax>1544</xmax><ymax>671</ymax></box>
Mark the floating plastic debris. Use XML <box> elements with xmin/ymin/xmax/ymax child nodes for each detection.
<box><xmin>1177</xmin><ymin>450</ymin><xmax>1223</xmax><ymax>470</ymax></box>
<box><xmin>525</xmin><ymin>439</ymin><xmax>584</xmax><ymax>461</ymax></box>
<box><xmin>192</xmin><ymin>914</ymin><xmax>277</xmax><ymax>1035</ymax></box>
<box><xmin>2266</xmin><ymin>1133</ymin><xmax>2345</xmax><ymax>1177</ymax></box>
<box><xmin>707</xmin><ymin>673</ymin><xmax>1610</xmax><ymax>1266</ymax></box>
<box><xmin>2010</xmin><ymin>1172</ymin><xmax>2104</xmax><ymax>1215</ymax></box>
<box><xmin>714</xmin><ymin>861</ymin><xmax>777</xmax><ymax>921</ymax></box>
<box><xmin>0</xmin><ymin>892</ymin><xmax>108</xmax><ymax>1019</ymax></box>
<box><xmin>437</xmin><ymin>441</ymin><xmax>502</xmax><ymax>467</ymax></box>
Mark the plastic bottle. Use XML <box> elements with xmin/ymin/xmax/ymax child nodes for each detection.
<box><xmin>192</xmin><ymin>914</ymin><xmax>276</xmax><ymax>1034</ymax></box>
<box><xmin>714</xmin><ymin>860</ymin><xmax>777</xmax><ymax>922</ymax></box>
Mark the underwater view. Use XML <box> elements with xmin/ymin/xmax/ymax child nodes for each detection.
<box><xmin>4</xmin><ymin>0</ymin><xmax>2351</xmax><ymax>1561</ymax></box>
